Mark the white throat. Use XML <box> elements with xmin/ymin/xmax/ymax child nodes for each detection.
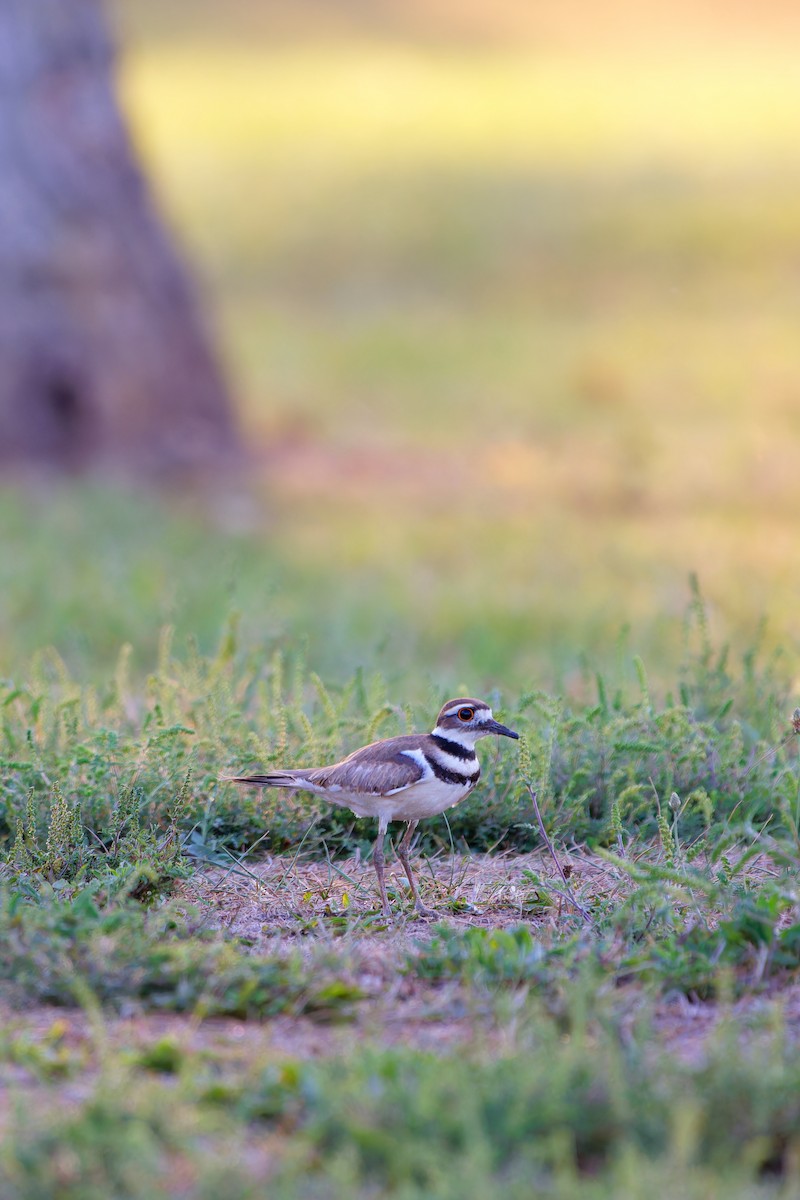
<box><xmin>431</xmin><ymin>724</ymin><xmax>481</xmax><ymax>748</ymax></box>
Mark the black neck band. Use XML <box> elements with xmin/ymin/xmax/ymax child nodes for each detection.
<box><xmin>431</xmin><ymin>733</ymin><xmax>475</xmax><ymax>761</ymax></box>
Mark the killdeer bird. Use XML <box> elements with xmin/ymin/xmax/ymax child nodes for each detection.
<box><xmin>228</xmin><ymin>697</ymin><xmax>519</xmax><ymax>918</ymax></box>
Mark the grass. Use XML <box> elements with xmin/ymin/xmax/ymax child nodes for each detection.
<box><xmin>4</xmin><ymin>968</ymin><xmax>800</xmax><ymax>1198</ymax></box>
<box><xmin>0</xmin><ymin>581</ymin><xmax>796</xmax><ymax>865</ymax></box>
<box><xmin>0</xmin><ymin>889</ymin><xmax>361</xmax><ymax>1018</ymax></box>
<box><xmin>4</xmin><ymin>2</ymin><xmax>800</xmax><ymax>1193</ymax></box>
<box><xmin>0</xmin><ymin>614</ymin><xmax>799</xmax><ymax>1194</ymax></box>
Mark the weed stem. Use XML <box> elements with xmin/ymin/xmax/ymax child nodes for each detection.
<box><xmin>525</xmin><ymin>783</ymin><xmax>593</xmax><ymax>925</ymax></box>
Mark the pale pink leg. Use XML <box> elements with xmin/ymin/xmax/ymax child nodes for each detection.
<box><xmin>396</xmin><ymin>820</ymin><xmax>436</xmax><ymax>918</ymax></box>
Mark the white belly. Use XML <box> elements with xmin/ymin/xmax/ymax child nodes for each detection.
<box><xmin>345</xmin><ymin>778</ymin><xmax>475</xmax><ymax>823</ymax></box>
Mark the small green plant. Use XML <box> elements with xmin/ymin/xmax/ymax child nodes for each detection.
<box><xmin>0</xmin><ymin>889</ymin><xmax>362</xmax><ymax>1019</ymax></box>
<box><xmin>203</xmin><ymin>1024</ymin><xmax>800</xmax><ymax>1194</ymax></box>
<box><xmin>620</xmin><ymin>888</ymin><xmax>800</xmax><ymax>999</ymax></box>
<box><xmin>0</xmin><ymin>1017</ymin><xmax>85</xmax><ymax>1081</ymax></box>
<box><xmin>409</xmin><ymin>923</ymin><xmax>585</xmax><ymax>988</ymax></box>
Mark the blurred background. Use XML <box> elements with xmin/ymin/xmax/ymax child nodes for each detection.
<box><xmin>3</xmin><ymin>0</ymin><xmax>800</xmax><ymax>693</ymax></box>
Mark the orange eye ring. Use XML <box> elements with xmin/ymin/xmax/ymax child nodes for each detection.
<box><xmin>457</xmin><ymin>707</ymin><xmax>475</xmax><ymax>721</ymax></box>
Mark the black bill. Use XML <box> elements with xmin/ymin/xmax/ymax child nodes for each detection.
<box><xmin>486</xmin><ymin>718</ymin><xmax>519</xmax><ymax>740</ymax></box>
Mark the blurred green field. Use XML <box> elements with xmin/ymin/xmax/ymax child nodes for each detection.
<box><xmin>116</xmin><ymin>25</ymin><xmax>800</xmax><ymax>688</ymax></box>
<box><xmin>5</xmin><ymin>8</ymin><xmax>800</xmax><ymax>694</ymax></box>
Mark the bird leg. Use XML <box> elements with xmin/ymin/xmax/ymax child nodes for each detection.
<box><xmin>372</xmin><ymin>815</ymin><xmax>391</xmax><ymax>918</ymax></box>
<box><xmin>396</xmin><ymin>820</ymin><xmax>437</xmax><ymax>918</ymax></box>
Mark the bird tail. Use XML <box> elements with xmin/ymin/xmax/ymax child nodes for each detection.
<box><xmin>221</xmin><ymin>771</ymin><xmax>306</xmax><ymax>789</ymax></box>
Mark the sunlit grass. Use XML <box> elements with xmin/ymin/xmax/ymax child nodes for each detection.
<box><xmin>124</xmin><ymin>45</ymin><xmax>800</xmax><ymax>172</ymax></box>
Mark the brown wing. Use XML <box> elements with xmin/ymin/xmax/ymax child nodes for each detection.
<box><xmin>304</xmin><ymin>736</ymin><xmax>425</xmax><ymax>796</ymax></box>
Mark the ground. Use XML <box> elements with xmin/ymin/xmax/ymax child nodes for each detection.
<box><xmin>3</xmin><ymin>847</ymin><xmax>796</xmax><ymax>1087</ymax></box>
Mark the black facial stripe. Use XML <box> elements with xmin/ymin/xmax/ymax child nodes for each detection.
<box><xmin>424</xmin><ymin>754</ymin><xmax>480</xmax><ymax>786</ymax></box>
<box><xmin>431</xmin><ymin>734</ymin><xmax>476</xmax><ymax>761</ymax></box>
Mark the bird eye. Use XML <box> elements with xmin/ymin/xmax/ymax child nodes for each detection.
<box><xmin>457</xmin><ymin>707</ymin><xmax>475</xmax><ymax>721</ymax></box>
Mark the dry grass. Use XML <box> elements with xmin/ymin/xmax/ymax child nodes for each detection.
<box><xmin>181</xmin><ymin>846</ymin><xmax>602</xmax><ymax>939</ymax></box>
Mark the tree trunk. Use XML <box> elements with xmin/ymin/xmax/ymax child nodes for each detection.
<box><xmin>0</xmin><ymin>0</ymin><xmax>240</xmax><ymax>475</ymax></box>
